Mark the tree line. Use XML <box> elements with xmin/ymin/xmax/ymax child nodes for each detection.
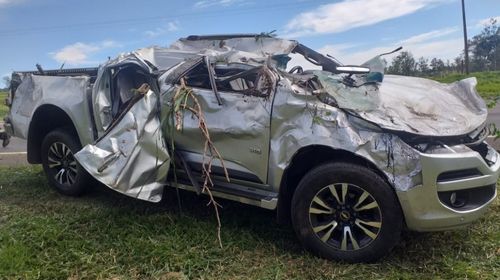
<box><xmin>387</xmin><ymin>18</ymin><xmax>499</xmax><ymax>76</ymax></box>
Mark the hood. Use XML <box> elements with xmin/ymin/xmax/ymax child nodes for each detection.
<box><xmin>315</xmin><ymin>64</ymin><xmax>487</xmax><ymax>137</ymax></box>
<box><xmin>360</xmin><ymin>75</ymin><xmax>487</xmax><ymax>136</ymax></box>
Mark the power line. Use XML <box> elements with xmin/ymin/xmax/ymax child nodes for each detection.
<box><xmin>0</xmin><ymin>1</ymin><xmax>315</xmax><ymax>36</ymax></box>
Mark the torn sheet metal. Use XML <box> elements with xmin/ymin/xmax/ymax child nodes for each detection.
<box><xmin>268</xmin><ymin>75</ymin><xmax>422</xmax><ymax>192</ymax></box>
<box><xmin>170</xmin><ymin>36</ymin><xmax>298</xmax><ymax>67</ymax></box>
<box><xmin>171</xmin><ymin>36</ymin><xmax>297</xmax><ymax>56</ymax></box>
<box><xmin>75</xmin><ymin>89</ymin><xmax>170</xmax><ymax>202</ymax></box>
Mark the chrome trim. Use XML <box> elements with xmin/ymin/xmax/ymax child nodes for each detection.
<box><xmin>171</xmin><ymin>182</ymin><xmax>278</xmax><ymax>210</ymax></box>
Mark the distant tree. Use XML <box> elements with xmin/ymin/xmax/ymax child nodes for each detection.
<box><xmin>2</xmin><ymin>76</ymin><xmax>10</xmax><ymax>90</ymax></box>
<box><xmin>454</xmin><ymin>55</ymin><xmax>465</xmax><ymax>73</ymax></box>
<box><xmin>387</xmin><ymin>51</ymin><xmax>416</xmax><ymax>76</ymax></box>
<box><xmin>416</xmin><ymin>57</ymin><xmax>429</xmax><ymax>76</ymax></box>
<box><xmin>469</xmin><ymin>18</ymin><xmax>500</xmax><ymax>71</ymax></box>
<box><xmin>429</xmin><ymin>58</ymin><xmax>445</xmax><ymax>76</ymax></box>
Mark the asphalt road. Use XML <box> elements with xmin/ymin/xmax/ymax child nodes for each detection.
<box><xmin>0</xmin><ymin>121</ymin><xmax>27</xmax><ymax>166</ymax></box>
<box><xmin>0</xmin><ymin>136</ymin><xmax>27</xmax><ymax>166</ymax></box>
<box><xmin>2</xmin><ymin>105</ymin><xmax>500</xmax><ymax>166</ymax></box>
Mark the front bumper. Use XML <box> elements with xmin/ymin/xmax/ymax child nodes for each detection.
<box><xmin>397</xmin><ymin>142</ymin><xmax>498</xmax><ymax>231</ymax></box>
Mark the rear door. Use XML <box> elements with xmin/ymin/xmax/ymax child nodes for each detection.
<box><xmin>75</xmin><ymin>62</ymin><xmax>170</xmax><ymax>202</ymax></box>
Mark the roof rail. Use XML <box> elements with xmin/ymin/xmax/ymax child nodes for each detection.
<box><xmin>185</xmin><ymin>34</ymin><xmax>272</xmax><ymax>41</ymax></box>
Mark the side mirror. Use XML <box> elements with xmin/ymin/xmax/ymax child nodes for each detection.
<box><xmin>335</xmin><ymin>66</ymin><xmax>370</xmax><ymax>74</ymax></box>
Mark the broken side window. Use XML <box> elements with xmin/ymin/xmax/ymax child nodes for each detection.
<box><xmin>172</xmin><ymin>59</ymin><xmax>275</xmax><ymax>98</ymax></box>
<box><xmin>182</xmin><ymin>62</ymin><xmax>212</xmax><ymax>90</ymax></box>
<box><xmin>111</xmin><ymin>65</ymin><xmax>150</xmax><ymax>119</ymax></box>
<box><xmin>213</xmin><ymin>64</ymin><xmax>273</xmax><ymax>97</ymax></box>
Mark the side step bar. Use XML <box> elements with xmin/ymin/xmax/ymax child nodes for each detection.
<box><xmin>171</xmin><ymin>176</ymin><xmax>278</xmax><ymax>210</ymax></box>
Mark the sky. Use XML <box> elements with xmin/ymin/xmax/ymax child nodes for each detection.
<box><xmin>0</xmin><ymin>0</ymin><xmax>499</xmax><ymax>82</ymax></box>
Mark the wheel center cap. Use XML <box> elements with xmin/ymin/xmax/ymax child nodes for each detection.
<box><xmin>340</xmin><ymin>210</ymin><xmax>351</xmax><ymax>221</ymax></box>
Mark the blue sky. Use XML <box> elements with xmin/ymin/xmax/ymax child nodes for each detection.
<box><xmin>0</xmin><ymin>0</ymin><xmax>499</xmax><ymax>82</ymax></box>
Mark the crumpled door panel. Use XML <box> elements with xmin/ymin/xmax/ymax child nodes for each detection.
<box><xmin>75</xmin><ymin>90</ymin><xmax>170</xmax><ymax>202</ymax></box>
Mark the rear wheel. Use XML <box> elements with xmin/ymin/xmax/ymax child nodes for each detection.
<box><xmin>41</xmin><ymin>128</ymin><xmax>90</xmax><ymax>196</ymax></box>
<box><xmin>291</xmin><ymin>162</ymin><xmax>403</xmax><ymax>262</ymax></box>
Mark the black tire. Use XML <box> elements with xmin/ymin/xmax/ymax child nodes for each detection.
<box><xmin>291</xmin><ymin>162</ymin><xmax>403</xmax><ymax>263</ymax></box>
<box><xmin>41</xmin><ymin>128</ymin><xmax>90</xmax><ymax>196</ymax></box>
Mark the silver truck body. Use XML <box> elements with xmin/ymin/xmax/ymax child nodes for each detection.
<box><xmin>4</xmin><ymin>34</ymin><xmax>497</xmax><ymax>233</ymax></box>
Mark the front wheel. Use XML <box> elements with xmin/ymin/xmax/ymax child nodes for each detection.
<box><xmin>291</xmin><ymin>162</ymin><xmax>403</xmax><ymax>263</ymax></box>
<box><xmin>41</xmin><ymin>128</ymin><xmax>90</xmax><ymax>196</ymax></box>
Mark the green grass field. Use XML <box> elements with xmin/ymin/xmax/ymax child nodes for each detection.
<box><xmin>430</xmin><ymin>71</ymin><xmax>500</xmax><ymax>99</ymax></box>
<box><xmin>0</xmin><ymin>166</ymin><xmax>498</xmax><ymax>279</ymax></box>
<box><xmin>0</xmin><ymin>91</ymin><xmax>8</xmax><ymax>119</ymax></box>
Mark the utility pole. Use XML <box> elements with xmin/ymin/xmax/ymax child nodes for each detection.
<box><xmin>461</xmin><ymin>0</ymin><xmax>469</xmax><ymax>74</ymax></box>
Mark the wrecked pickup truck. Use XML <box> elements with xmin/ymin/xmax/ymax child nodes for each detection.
<box><xmin>3</xmin><ymin>34</ymin><xmax>498</xmax><ymax>262</ymax></box>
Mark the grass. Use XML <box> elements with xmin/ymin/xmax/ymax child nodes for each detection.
<box><xmin>0</xmin><ymin>91</ymin><xmax>7</xmax><ymax>119</ymax></box>
<box><xmin>430</xmin><ymin>71</ymin><xmax>500</xmax><ymax>99</ymax></box>
<box><xmin>0</xmin><ymin>166</ymin><xmax>499</xmax><ymax>279</ymax></box>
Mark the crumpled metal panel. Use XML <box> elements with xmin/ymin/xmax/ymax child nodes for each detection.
<box><xmin>8</xmin><ymin>74</ymin><xmax>94</xmax><ymax>145</ymax></box>
<box><xmin>162</xmin><ymin>86</ymin><xmax>273</xmax><ymax>183</ymax></box>
<box><xmin>315</xmin><ymin>66</ymin><xmax>486</xmax><ymax>136</ymax></box>
<box><xmin>134</xmin><ymin>46</ymin><xmax>200</xmax><ymax>71</ymax></box>
<box><xmin>171</xmin><ymin>37</ymin><xmax>298</xmax><ymax>56</ymax></box>
<box><xmin>358</xmin><ymin>75</ymin><xmax>486</xmax><ymax>136</ymax></box>
<box><xmin>92</xmin><ymin>53</ymin><xmax>152</xmax><ymax>134</ymax></box>
<box><xmin>170</xmin><ymin>37</ymin><xmax>298</xmax><ymax>67</ymax></box>
<box><xmin>75</xmin><ymin>89</ymin><xmax>170</xmax><ymax>202</ymax></box>
<box><xmin>268</xmin><ymin>77</ymin><xmax>422</xmax><ymax>192</ymax></box>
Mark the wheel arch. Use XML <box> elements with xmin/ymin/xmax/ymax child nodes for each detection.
<box><xmin>27</xmin><ymin>104</ymin><xmax>81</xmax><ymax>164</ymax></box>
<box><xmin>276</xmin><ymin>145</ymin><xmax>392</xmax><ymax>224</ymax></box>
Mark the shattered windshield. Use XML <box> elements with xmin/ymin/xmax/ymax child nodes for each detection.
<box><xmin>286</xmin><ymin>50</ymin><xmax>387</xmax><ymax>112</ymax></box>
<box><xmin>314</xmin><ymin>70</ymin><xmax>381</xmax><ymax>112</ymax></box>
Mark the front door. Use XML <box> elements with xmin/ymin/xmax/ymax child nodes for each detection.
<box><xmin>166</xmin><ymin>59</ymin><xmax>275</xmax><ymax>185</ymax></box>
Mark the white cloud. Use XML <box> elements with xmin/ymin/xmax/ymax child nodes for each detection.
<box><xmin>284</xmin><ymin>0</ymin><xmax>451</xmax><ymax>38</ymax></box>
<box><xmin>194</xmin><ymin>0</ymin><xmax>246</xmax><ymax>9</ymax></box>
<box><xmin>316</xmin><ymin>28</ymin><xmax>462</xmax><ymax>65</ymax></box>
<box><xmin>0</xmin><ymin>0</ymin><xmax>23</xmax><ymax>7</ymax></box>
<box><xmin>51</xmin><ymin>40</ymin><xmax>120</xmax><ymax>65</ymax></box>
<box><xmin>0</xmin><ymin>0</ymin><xmax>16</xmax><ymax>5</ymax></box>
<box><xmin>399</xmin><ymin>27</ymin><xmax>458</xmax><ymax>44</ymax></box>
<box><xmin>477</xmin><ymin>16</ymin><xmax>500</xmax><ymax>27</ymax></box>
<box><xmin>145</xmin><ymin>21</ymin><xmax>180</xmax><ymax>38</ymax></box>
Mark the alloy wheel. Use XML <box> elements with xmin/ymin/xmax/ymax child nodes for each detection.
<box><xmin>308</xmin><ymin>183</ymin><xmax>382</xmax><ymax>251</ymax></box>
<box><xmin>47</xmin><ymin>142</ymin><xmax>78</xmax><ymax>186</ymax></box>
